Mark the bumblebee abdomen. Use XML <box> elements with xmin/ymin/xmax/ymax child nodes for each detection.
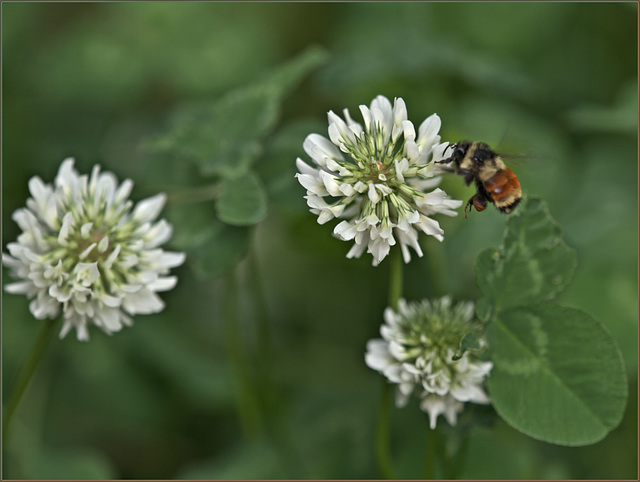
<box><xmin>484</xmin><ymin>168</ymin><xmax>521</xmax><ymax>213</ymax></box>
<box><xmin>497</xmin><ymin>197</ymin><xmax>521</xmax><ymax>214</ymax></box>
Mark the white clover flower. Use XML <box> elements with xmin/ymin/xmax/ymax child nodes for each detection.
<box><xmin>3</xmin><ymin>158</ymin><xmax>186</xmax><ymax>341</ymax></box>
<box><xmin>365</xmin><ymin>297</ymin><xmax>493</xmax><ymax>429</ymax></box>
<box><xmin>296</xmin><ymin>95</ymin><xmax>462</xmax><ymax>266</ymax></box>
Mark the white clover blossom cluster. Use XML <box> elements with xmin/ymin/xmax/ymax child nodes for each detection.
<box><xmin>365</xmin><ymin>297</ymin><xmax>493</xmax><ymax>429</ymax></box>
<box><xmin>296</xmin><ymin>95</ymin><xmax>462</xmax><ymax>266</ymax></box>
<box><xmin>3</xmin><ymin>158</ymin><xmax>185</xmax><ymax>341</ymax></box>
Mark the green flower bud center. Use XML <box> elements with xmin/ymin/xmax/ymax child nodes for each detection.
<box><xmin>396</xmin><ymin>301</ymin><xmax>483</xmax><ymax>380</ymax></box>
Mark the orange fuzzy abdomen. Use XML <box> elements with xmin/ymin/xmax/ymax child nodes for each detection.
<box><xmin>484</xmin><ymin>169</ymin><xmax>522</xmax><ymax>212</ymax></box>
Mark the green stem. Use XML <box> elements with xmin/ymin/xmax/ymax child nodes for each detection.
<box><xmin>423</xmin><ymin>240</ymin><xmax>449</xmax><ymax>296</ymax></box>
<box><xmin>247</xmin><ymin>250</ymin><xmax>276</xmax><ymax>417</ymax></box>
<box><xmin>423</xmin><ymin>425</ymin><xmax>440</xmax><ymax>479</ymax></box>
<box><xmin>375</xmin><ymin>249</ymin><xmax>404</xmax><ymax>479</ymax></box>
<box><xmin>388</xmin><ymin>248</ymin><xmax>403</xmax><ymax>310</ymax></box>
<box><xmin>375</xmin><ymin>381</ymin><xmax>395</xmax><ymax>479</ymax></box>
<box><xmin>2</xmin><ymin>319</ymin><xmax>58</xmax><ymax>447</ymax></box>
<box><xmin>446</xmin><ymin>431</ymin><xmax>470</xmax><ymax>478</ymax></box>
<box><xmin>222</xmin><ymin>268</ymin><xmax>263</xmax><ymax>437</ymax></box>
<box><xmin>247</xmin><ymin>247</ymin><xmax>307</xmax><ymax>478</ymax></box>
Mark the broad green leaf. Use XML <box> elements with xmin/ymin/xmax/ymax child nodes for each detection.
<box><xmin>487</xmin><ymin>303</ymin><xmax>627</xmax><ymax>446</ymax></box>
<box><xmin>217</xmin><ymin>172</ymin><xmax>267</xmax><ymax>226</ymax></box>
<box><xmin>190</xmin><ymin>88</ymin><xmax>277</xmax><ymax>178</ymax></box>
<box><xmin>453</xmin><ymin>332</ymin><xmax>482</xmax><ymax>360</ymax></box>
<box><xmin>257</xmin><ymin>118</ymin><xmax>326</xmax><ymax>209</ymax></box>
<box><xmin>166</xmin><ymin>202</ymin><xmax>251</xmax><ymax>279</ymax></box>
<box><xmin>475</xmin><ymin>196</ymin><xmax>577</xmax><ymax>311</ymax></box>
<box><xmin>147</xmin><ymin>91</ymin><xmax>273</xmax><ymax>179</ymax></box>
<box><xmin>474</xmin><ymin>297</ymin><xmax>494</xmax><ymax>323</ymax></box>
<box><xmin>147</xmin><ymin>46</ymin><xmax>327</xmax><ymax>179</ymax></box>
<box><xmin>257</xmin><ymin>45</ymin><xmax>328</xmax><ymax>98</ymax></box>
<box><xmin>189</xmin><ymin>221</ymin><xmax>252</xmax><ymax>279</ymax></box>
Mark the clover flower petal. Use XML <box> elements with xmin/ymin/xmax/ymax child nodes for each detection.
<box><xmin>3</xmin><ymin>158</ymin><xmax>185</xmax><ymax>341</ymax></box>
<box><xmin>296</xmin><ymin>95</ymin><xmax>462</xmax><ymax>266</ymax></box>
<box><xmin>365</xmin><ymin>297</ymin><xmax>493</xmax><ymax>428</ymax></box>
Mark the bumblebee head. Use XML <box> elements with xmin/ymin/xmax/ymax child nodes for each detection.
<box><xmin>440</xmin><ymin>141</ymin><xmax>504</xmax><ymax>180</ymax></box>
<box><xmin>458</xmin><ymin>142</ymin><xmax>499</xmax><ymax>174</ymax></box>
<box><xmin>447</xmin><ymin>141</ymin><xmax>472</xmax><ymax>167</ymax></box>
<box><xmin>470</xmin><ymin>142</ymin><xmax>497</xmax><ymax>162</ymax></box>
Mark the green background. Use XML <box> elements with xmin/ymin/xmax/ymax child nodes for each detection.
<box><xmin>2</xmin><ymin>2</ymin><xmax>637</xmax><ymax>479</ymax></box>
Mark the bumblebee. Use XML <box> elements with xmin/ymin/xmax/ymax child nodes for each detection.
<box><xmin>437</xmin><ymin>141</ymin><xmax>521</xmax><ymax>217</ymax></box>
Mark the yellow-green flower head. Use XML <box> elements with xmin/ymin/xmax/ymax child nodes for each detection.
<box><xmin>296</xmin><ymin>95</ymin><xmax>462</xmax><ymax>266</ymax></box>
<box><xmin>366</xmin><ymin>297</ymin><xmax>493</xmax><ymax>429</ymax></box>
<box><xmin>3</xmin><ymin>158</ymin><xmax>185</xmax><ymax>341</ymax></box>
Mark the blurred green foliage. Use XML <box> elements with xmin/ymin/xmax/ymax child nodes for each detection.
<box><xmin>2</xmin><ymin>2</ymin><xmax>637</xmax><ymax>479</ymax></box>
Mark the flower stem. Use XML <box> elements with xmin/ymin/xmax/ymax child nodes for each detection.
<box><xmin>247</xmin><ymin>247</ymin><xmax>308</xmax><ymax>478</ymax></box>
<box><xmin>222</xmin><ymin>268</ymin><xmax>263</xmax><ymax>437</ymax></box>
<box><xmin>446</xmin><ymin>431</ymin><xmax>470</xmax><ymax>478</ymax></box>
<box><xmin>375</xmin><ymin>249</ymin><xmax>404</xmax><ymax>479</ymax></box>
<box><xmin>2</xmin><ymin>318</ymin><xmax>58</xmax><ymax>447</ymax></box>
<box><xmin>423</xmin><ymin>241</ymin><xmax>449</xmax><ymax>296</ymax></box>
<box><xmin>248</xmin><ymin>250</ymin><xmax>276</xmax><ymax>419</ymax></box>
<box><xmin>375</xmin><ymin>381</ymin><xmax>395</xmax><ymax>479</ymax></box>
<box><xmin>388</xmin><ymin>248</ymin><xmax>403</xmax><ymax>310</ymax></box>
<box><xmin>423</xmin><ymin>425</ymin><xmax>439</xmax><ymax>479</ymax></box>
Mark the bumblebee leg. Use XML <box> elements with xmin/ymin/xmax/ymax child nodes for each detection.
<box><xmin>464</xmin><ymin>197</ymin><xmax>474</xmax><ymax>219</ymax></box>
<box><xmin>464</xmin><ymin>194</ymin><xmax>487</xmax><ymax>219</ymax></box>
<box><xmin>437</xmin><ymin>165</ymin><xmax>455</xmax><ymax>173</ymax></box>
<box><xmin>472</xmin><ymin>195</ymin><xmax>488</xmax><ymax>212</ymax></box>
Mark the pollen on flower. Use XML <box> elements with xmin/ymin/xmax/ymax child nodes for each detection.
<box><xmin>3</xmin><ymin>158</ymin><xmax>186</xmax><ymax>341</ymax></box>
<box><xmin>295</xmin><ymin>95</ymin><xmax>462</xmax><ymax>266</ymax></box>
<box><xmin>365</xmin><ymin>297</ymin><xmax>493</xmax><ymax>429</ymax></box>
